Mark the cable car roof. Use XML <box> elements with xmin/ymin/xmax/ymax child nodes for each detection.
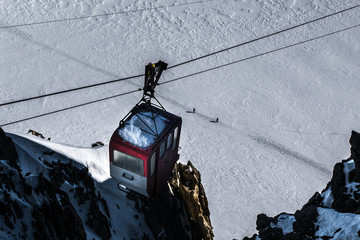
<box><xmin>115</xmin><ymin>103</ymin><xmax>180</xmax><ymax>150</ymax></box>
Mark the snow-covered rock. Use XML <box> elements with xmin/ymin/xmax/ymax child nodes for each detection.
<box><xmin>0</xmin><ymin>128</ymin><xmax>213</xmax><ymax>239</ymax></box>
<box><xmin>244</xmin><ymin>131</ymin><xmax>360</xmax><ymax>240</ymax></box>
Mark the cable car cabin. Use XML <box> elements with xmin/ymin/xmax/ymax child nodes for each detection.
<box><xmin>109</xmin><ymin>103</ymin><xmax>182</xmax><ymax>198</ymax></box>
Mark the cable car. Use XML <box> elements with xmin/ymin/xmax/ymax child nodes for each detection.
<box><xmin>109</xmin><ymin>61</ymin><xmax>182</xmax><ymax>198</ymax></box>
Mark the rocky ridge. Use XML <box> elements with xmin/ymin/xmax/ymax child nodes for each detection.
<box><xmin>0</xmin><ymin>128</ymin><xmax>213</xmax><ymax>239</ymax></box>
<box><xmin>244</xmin><ymin>131</ymin><xmax>360</xmax><ymax>240</ymax></box>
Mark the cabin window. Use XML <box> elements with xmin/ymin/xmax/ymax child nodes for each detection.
<box><xmin>112</xmin><ymin>150</ymin><xmax>144</xmax><ymax>176</ymax></box>
<box><xmin>173</xmin><ymin>127</ymin><xmax>178</xmax><ymax>150</ymax></box>
<box><xmin>160</xmin><ymin>141</ymin><xmax>166</xmax><ymax>158</ymax></box>
<box><xmin>150</xmin><ymin>152</ymin><xmax>156</xmax><ymax>176</ymax></box>
<box><xmin>167</xmin><ymin>132</ymin><xmax>173</xmax><ymax>150</ymax></box>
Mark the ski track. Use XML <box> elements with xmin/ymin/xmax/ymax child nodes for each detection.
<box><xmin>158</xmin><ymin>92</ymin><xmax>331</xmax><ymax>177</ymax></box>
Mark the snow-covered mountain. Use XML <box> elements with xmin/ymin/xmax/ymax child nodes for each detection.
<box><xmin>244</xmin><ymin>131</ymin><xmax>360</xmax><ymax>240</ymax></box>
<box><xmin>1</xmin><ymin>0</ymin><xmax>359</xmax><ymax>239</ymax></box>
<box><xmin>0</xmin><ymin>128</ymin><xmax>213</xmax><ymax>239</ymax></box>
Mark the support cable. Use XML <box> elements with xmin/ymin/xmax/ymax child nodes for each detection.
<box><xmin>167</xmin><ymin>4</ymin><xmax>360</xmax><ymax>69</ymax></box>
<box><xmin>3</xmin><ymin>23</ymin><xmax>358</xmax><ymax>127</ymax></box>
<box><xmin>0</xmin><ymin>74</ymin><xmax>143</xmax><ymax>107</ymax></box>
<box><xmin>0</xmin><ymin>0</ymin><xmax>214</xmax><ymax>30</ymax></box>
<box><xmin>159</xmin><ymin>23</ymin><xmax>360</xmax><ymax>85</ymax></box>
<box><xmin>0</xmin><ymin>89</ymin><xmax>141</xmax><ymax>127</ymax></box>
<box><xmin>1</xmin><ymin>4</ymin><xmax>358</xmax><ymax>107</ymax></box>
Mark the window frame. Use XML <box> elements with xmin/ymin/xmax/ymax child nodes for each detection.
<box><xmin>159</xmin><ymin>140</ymin><xmax>166</xmax><ymax>158</ymax></box>
<box><xmin>173</xmin><ymin>127</ymin><xmax>179</xmax><ymax>151</ymax></box>
<box><xmin>167</xmin><ymin>132</ymin><xmax>173</xmax><ymax>151</ymax></box>
<box><xmin>112</xmin><ymin>149</ymin><xmax>144</xmax><ymax>176</ymax></box>
<box><xmin>150</xmin><ymin>152</ymin><xmax>156</xmax><ymax>177</ymax></box>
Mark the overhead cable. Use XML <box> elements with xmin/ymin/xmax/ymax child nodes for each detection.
<box><xmin>2</xmin><ymin>23</ymin><xmax>359</xmax><ymax>127</ymax></box>
<box><xmin>1</xmin><ymin>4</ymin><xmax>358</xmax><ymax>107</ymax></box>
<box><xmin>0</xmin><ymin>0</ymin><xmax>214</xmax><ymax>30</ymax></box>
<box><xmin>0</xmin><ymin>75</ymin><xmax>143</xmax><ymax>107</ymax></box>
<box><xmin>0</xmin><ymin>89</ymin><xmax>141</xmax><ymax>127</ymax></box>
<box><xmin>159</xmin><ymin>23</ymin><xmax>360</xmax><ymax>85</ymax></box>
<box><xmin>167</xmin><ymin>4</ymin><xmax>360</xmax><ymax>69</ymax></box>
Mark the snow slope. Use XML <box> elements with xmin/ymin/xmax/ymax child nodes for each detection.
<box><xmin>3</xmin><ymin>132</ymin><xmax>152</xmax><ymax>239</ymax></box>
<box><xmin>1</xmin><ymin>0</ymin><xmax>360</xmax><ymax>238</ymax></box>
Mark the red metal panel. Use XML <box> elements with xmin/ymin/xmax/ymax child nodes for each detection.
<box><xmin>109</xmin><ymin>139</ymin><xmax>149</xmax><ymax>177</ymax></box>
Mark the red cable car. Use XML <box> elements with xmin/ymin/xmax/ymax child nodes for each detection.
<box><xmin>109</xmin><ymin>61</ymin><xmax>182</xmax><ymax>198</ymax></box>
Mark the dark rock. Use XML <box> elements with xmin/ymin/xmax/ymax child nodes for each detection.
<box><xmin>31</xmin><ymin>176</ymin><xmax>87</xmax><ymax>240</ymax></box>
<box><xmin>243</xmin><ymin>235</ymin><xmax>258</xmax><ymax>240</ymax></box>
<box><xmin>12</xmin><ymin>200</ymin><xmax>23</xmax><ymax>219</ymax></box>
<box><xmin>100</xmin><ymin>196</ymin><xmax>110</xmax><ymax>218</ymax></box>
<box><xmin>86</xmin><ymin>200</ymin><xmax>111</xmax><ymax>240</ymax></box>
<box><xmin>28</xmin><ymin>130</ymin><xmax>45</xmax><ymax>139</ymax></box>
<box><xmin>43</xmin><ymin>151</ymin><xmax>54</xmax><ymax>155</ymax></box>
<box><xmin>293</xmin><ymin>205</ymin><xmax>318</xmax><ymax>238</ymax></box>
<box><xmin>0</xmin><ymin>128</ymin><xmax>18</xmax><ymax>162</ymax></box>
<box><xmin>244</xmin><ymin>131</ymin><xmax>360</xmax><ymax>239</ymax></box>
<box><xmin>284</xmin><ymin>232</ymin><xmax>308</xmax><ymax>240</ymax></box>
<box><xmin>350</xmin><ymin>131</ymin><xmax>360</xmax><ymax>182</ymax></box>
<box><xmin>344</xmin><ymin>199</ymin><xmax>358</xmax><ymax>213</ymax></box>
<box><xmin>332</xmin><ymin>194</ymin><xmax>350</xmax><ymax>212</ymax></box>
<box><xmin>142</xmin><ymin>161</ymin><xmax>213</xmax><ymax>240</ymax></box>
<box><xmin>91</xmin><ymin>142</ymin><xmax>104</xmax><ymax>148</ymax></box>
<box><xmin>258</xmin><ymin>227</ymin><xmax>284</xmax><ymax>240</ymax></box>
<box><xmin>330</xmin><ymin>163</ymin><xmax>345</xmax><ymax>200</ymax></box>
<box><xmin>256</xmin><ymin>214</ymin><xmax>276</xmax><ymax>232</ymax></box>
<box><xmin>0</xmin><ymin>128</ymin><xmax>7</xmax><ymax>147</ymax></box>
<box><xmin>350</xmin><ymin>131</ymin><xmax>360</xmax><ymax>159</ymax></box>
<box><xmin>5</xmin><ymin>215</ymin><xmax>14</xmax><ymax>230</ymax></box>
<box><xmin>302</xmin><ymin>192</ymin><xmax>323</xmax><ymax>209</ymax></box>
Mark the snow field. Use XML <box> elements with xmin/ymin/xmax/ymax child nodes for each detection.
<box><xmin>1</xmin><ymin>0</ymin><xmax>360</xmax><ymax>238</ymax></box>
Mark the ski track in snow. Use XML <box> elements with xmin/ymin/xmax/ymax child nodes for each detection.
<box><xmin>1</xmin><ymin>0</ymin><xmax>360</xmax><ymax>239</ymax></box>
<box><xmin>158</xmin><ymin>92</ymin><xmax>331</xmax><ymax>176</ymax></box>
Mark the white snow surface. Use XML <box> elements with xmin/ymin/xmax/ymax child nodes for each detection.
<box><xmin>316</xmin><ymin>207</ymin><xmax>360</xmax><ymax>239</ymax></box>
<box><xmin>1</xmin><ymin>0</ymin><xmax>360</xmax><ymax>239</ymax></box>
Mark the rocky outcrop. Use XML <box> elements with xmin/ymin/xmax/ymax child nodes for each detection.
<box><xmin>244</xmin><ymin>130</ymin><xmax>360</xmax><ymax>240</ymax></box>
<box><xmin>141</xmin><ymin>161</ymin><xmax>214</xmax><ymax>240</ymax></box>
<box><xmin>170</xmin><ymin>161</ymin><xmax>213</xmax><ymax>240</ymax></box>
<box><xmin>0</xmin><ymin>128</ymin><xmax>110</xmax><ymax>240</ymax></box>
<box><xmin>1</xmin><ymin>129</ymin><xmax>213</xmax><ymax>240</ymax></box>
<box><xmin>0</xmin><ymin>128</ymin><xmax>18</xmax><ymax>162</ymax></box>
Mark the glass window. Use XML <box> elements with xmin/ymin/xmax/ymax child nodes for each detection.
<box><xmin>173</xmin><ymin>127</ymin><xmax>178</xmax><ymax>150</ymax></box>
<box><xmin>112</xmin><ymin>149</ymin><xmax>144</xmax><ymax>176</ymax></box>
<box><xmin>160</xmin><ymin>141</ymin><xmax>166</xmax><ymax>158</ymax></box>
<box><xmin>167</xmin><ymin>132</ymin><xmax>173</xmax><ymax>150</ymax></box>
<box><xmin>150</xmin><ymin>152</ymin><xmax>156</xmax><ymax>176</ymax></box>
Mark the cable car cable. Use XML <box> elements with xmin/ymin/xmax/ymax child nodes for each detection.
<box><xmin>159</xmin><ymin>23</ymin><xmax>360</xmax><ymax>85</ymax></box>
<box><xmin>167</xmin><ymin>4</ymin><xmax>360</xmax><ymax>69</ymax></box>
<box><xmin>2</xmin><ymin>23</ymin><xmax>358</xmax><ymax>127</ymax></box>
<box><xmin>0</xmin><ymin>0</ymin><xmax>214</xmax><ymax>30</ymax></box>
<box><xmin>0</xmin><ymin>89</ymin><xmax>141</xmax><ymax>127</ymax></box>
<box><xmin>0</xmin><ymin>74</ymin><xmax>143</xmax><ymax>107</ymax></box>
<box><xmin>1</xmin><ymin>4</ymin><xmax>358</xmax><ymax>107</ymax></box>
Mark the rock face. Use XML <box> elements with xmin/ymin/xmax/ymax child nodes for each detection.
<box><xmin>170</xmin><ymin>161</ymin><xmax>213</xmax><ymax>240</ymax></box>
<box><xmin>0</xmin><ymin>128</ymin><xmax>18</xmax><ymax>162</ymax></box>
<box><xmin>0</xmin><ymin>128</ymin><xmax>111</xmax><ymax>240</ymax></box>
<box><xmin>244</xmin><ymin>130</ymin><xmax>360</xmax><ymax>240</ymax></box>
<box><xmin>0</xmin><ymin>128</ymin><xmax>213</xmax><ymax>240</ymax></box>
<box><xmin>137</xmin><ymin>161</ymin><xmax>214</xmax><ymax>240</ymax></box>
